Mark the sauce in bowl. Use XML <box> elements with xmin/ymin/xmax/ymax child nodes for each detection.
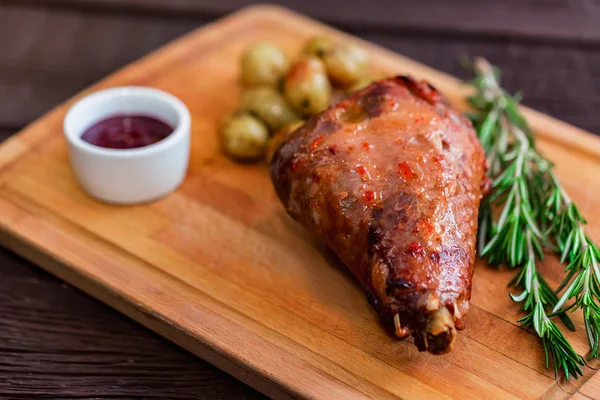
<box><xmin>81</xmin><ymin>115</ymin><xmax>173</xmax><ymax>149</ymax></box>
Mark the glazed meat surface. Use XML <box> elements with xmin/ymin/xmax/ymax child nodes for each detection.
<box><xmin>270</xmin><ymin>77</ymin><xmax>488</xmax><ymax>354</ymax></box>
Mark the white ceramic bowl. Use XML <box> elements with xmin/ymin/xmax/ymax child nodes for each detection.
<box><xmin>64</xmin><ymin>86</ymin><xmax>190</xmax><ymax>205</ymax></box>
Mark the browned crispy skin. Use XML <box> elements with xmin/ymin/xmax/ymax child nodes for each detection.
<box><xmin>270</xmin><ymin>77</ymin><xmax>488</xmax><ymax>354</ymax></box>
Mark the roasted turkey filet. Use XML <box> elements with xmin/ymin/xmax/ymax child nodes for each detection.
<box><xmin>270</xmin><ymin>77</ymin><xmax>488</xmax><ymax>354</ymax></box>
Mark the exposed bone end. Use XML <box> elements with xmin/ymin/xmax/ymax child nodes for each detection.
<box><xmin>425</xmin><ymin>307</ymin><xmax>457</xmax><ymax>354</ymax></box>
<box><xmin>413</xmin><ymin>307</ymin><xmax>457</xmax><ymax>355</ymax></box>
<box><xmin>393</xmin><ymin>314</ymin><xmax>410</xmax><ymax>338</ymax></box>
<box><xmin>453</xmin><ymin>302</ymin><xmax>462</xmax><ymax>320</ymax></box>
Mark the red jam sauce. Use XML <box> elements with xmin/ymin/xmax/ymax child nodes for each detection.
<box><xmin>81</xmin><ymin>115</ymin><xmax>173</xmax><ymax>149</ymax></box>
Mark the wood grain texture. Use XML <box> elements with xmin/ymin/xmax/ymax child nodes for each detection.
<box><xmin>12</xmin><ymin>0</ymin><xmax>600</xmax><ymax>43</ymax></box>
<box><xmin>1</xmin><ymin>4</ymin><xmax>598</xmax><ymax>134</ymax></box>
<box><xmin>578</xmin><ymin>372</ymin><xmax>600</xmax><ymax>399</ymax></box>
<box><xmin>570</xmin><ymin>394</ymin><xmax>594</xmax><ymax>400</ymax></box>
<box><xmin>0</xmin><ymin>248</ymin><xmax>267</xmax><ymax>400</ymax></box>
<box><xmin>0</xmin><ymin>3</ymin><xmax>201</xmax><ymax>128</ymax></box>
<box><xmin>0</xmin><ymin>5</ymin><xmax>599</xmax><ymax>399</ymax></box>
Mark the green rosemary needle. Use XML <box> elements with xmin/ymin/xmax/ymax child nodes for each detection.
<box><xmin>467</xmin><ymin>57</ymin><xmax>584</xmax><ymax>379</ymax></box>
<box><xmin>546</xmin><ymin>171</ymin><xmax>600</xmax><ymax>359</ymax></box>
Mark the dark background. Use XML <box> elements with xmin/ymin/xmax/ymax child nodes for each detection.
<box><xmin>0</xmin><ymin>1</ymin><xmax>598</xmax><ymax>398</ymax></box>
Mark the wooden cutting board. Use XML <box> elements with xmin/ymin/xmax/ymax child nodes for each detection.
<box><xmin>0</xmin><ymin>5</ymin><xmax>599</xmax><ymax>400</ymax></box>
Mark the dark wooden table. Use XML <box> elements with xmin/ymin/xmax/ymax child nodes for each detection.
<box><xmin>0</xmin><ymin>1</ymin><xmax>598</xmax><ymax>398</ymax></box>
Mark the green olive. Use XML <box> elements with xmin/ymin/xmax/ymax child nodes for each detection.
<box><xmin>284</xmin><ymin>57</ymin><xmax>331</xmax><ymax>116</ymax></box>
<box><xmin>284</xmin><ymin>120</ymin><xmax>304</xmax><ymax>133</ymax></box>
<box><xmin>241</xmin><ymin>42</ymin><xmax>289</xmax><ymax>87</ymax></box>
<box><xmin>323</xmin><ymin>43</ymin><xmax>370</xmax><ymax>86</ymax></box>
<box><xmin>265</xmin><ymin>120</ymin><xmax>304</xmax><ymax>164</ymax></box>
<box><xmin>240</xmin><ymin>87</ymin><xmax>299</xmax><ymax>132</ymax></box>
<box><xmin>221</xmin><ymin>113</ymin><xmax>269</xmax><ymax>161</ymax></box>
<box><xmin>302</xmin><ymin>36</ymin><xmax>333</xmax><ymax>58</ymax></box>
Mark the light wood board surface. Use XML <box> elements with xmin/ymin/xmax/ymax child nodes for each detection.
<box><xmin>0</xmin><ymin>5</ymin><xmax>599</xmax><ymax>399</ymax></box>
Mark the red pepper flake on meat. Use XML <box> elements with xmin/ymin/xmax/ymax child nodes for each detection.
<box><xmin>355</xmin><ymin>165</ymin><xmax>372</xmax><ymax>182</ymax></box>
<box><xmin>406</xmin><ymin>241</ymin><xmax>424</xmax><ymax>257</ymax></box>
<box><xmin>310</xmin><ymin>135</ymin><xmax>325</xmax><ymax>150</ymax></box>
<box><xmin>362</xmin><ymin>190</ymin><xmax>376</xmax><ymax>203</ymax></box>
<box><xmin>328</xmin><ymin>144</ymin><xmax>338</xmax><ymax>154</ymax></box>
<box><xmin>414</xmin><ymin>116</ymin><xmax>425</xmax><ymax>124</ymax></box>
<box><xmin>397</xmin><ymin>161</ymin><xmax>415</xmax><ymax>180</ymax></box>
<box><xmin>433</xmin><ymin>154</ymin><xmax>445</xmax><ymax>163</ymax></box>
<box><xmin>362</xmin><ymin>142</ymin><xmax>372</xmax><ymax>151</ymax></box>
<box><xmin>414</xmin><ymin>218</ymin><xmax>434</xmax><ymax>234</ymax></box>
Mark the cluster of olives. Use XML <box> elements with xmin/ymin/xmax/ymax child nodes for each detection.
<box><xmin>221</xmin><ymin>37</ymin><xmax>377</xmax><ymax>162</ymax></box>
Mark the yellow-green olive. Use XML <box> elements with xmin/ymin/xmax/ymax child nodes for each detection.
<box><xmin>241</xmin><ymin>42</ymin><xmax>289</xmax><ymax>86</ymax></box>
<box><xmin>284</xmin><ymin>57</ymin><xmax>331</xmax><ymax>116</ymax></box>
<box><xmin>323</xmin><ymin>43</ymin><xmax>370</xmax><ymax>86</ymax></box>
<box><xmin>265</xmin><ymin>120</ymin><xmax>305</xmax><ymax>164</ymax></box>
<box><xmin>283</xmin><ymin>120</ymin><xmax>304</xmax><ymax>133</ymax></box>
<box><xmin>302</xmin><ymin>36</ymin><xmax>333</xmax><ymax>58</ymax></box>
<box><xmin>240</xmin><ymin>87</ymin><xmax>299</xmax><ymax>132</ymax></box>
<box><xmin>221</xmin><ymin>113</ymin><xmax>269</xmax><ymax>161</ymax></box>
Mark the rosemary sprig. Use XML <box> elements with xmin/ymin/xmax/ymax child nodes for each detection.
<box><xmin>547</xmin><ymin>172</ymin><xmax>600</xmax><ymax>359</ymax></box>
<box><xmin>467</xmin><ymin>57</ymin><xmax>584</xmax><ymax>379</ymax></box>
<box><xmin>510</xmin><ymin>245</ymin><xmax>582</xmax><ymax>380</ymax></box>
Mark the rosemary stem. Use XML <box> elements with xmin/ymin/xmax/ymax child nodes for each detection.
<box><xmin>527</xmin><ymin>230</ymin><xmax>535</xmax><ymax>259</ymax></box>
<box><xmin>474</xmin><ymin>57</ymin><xmax>501</xmax><ymax>93</ymax></box>
<box><xmin>579</xmin><ymin>225</ymin><xmax>589</xmax><ymax>251</ymax></box>
<box><xmin>533</xmin><ymin>278</ymin><xmax>541</xmax><ymax>304</ymax></box>
<box><xmin>467</xmin><ymin>56</ymin><xmax>588</xmax><ymax>378</ymax></box>
<box><xmin>551</xmin><ymin>171</ymin><xmax>573</xmax><ymax>206</ymax></box>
